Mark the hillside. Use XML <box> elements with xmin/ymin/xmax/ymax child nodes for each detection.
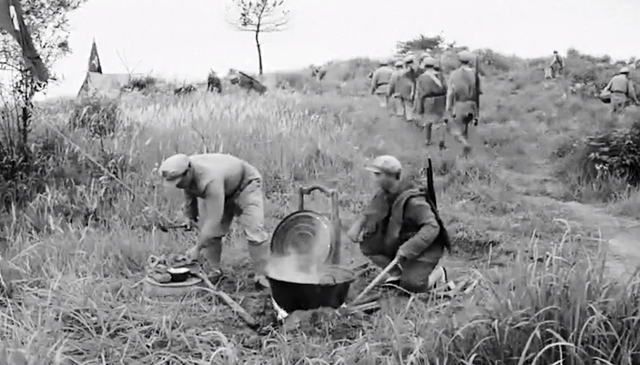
<box><xmin>1</xmin><ymin>46</ymin><xmax>640</xmax><ymax>364</ymax></box>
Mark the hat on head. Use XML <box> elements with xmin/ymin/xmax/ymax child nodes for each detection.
<box><xmin>366</xmin><ymin>155</ymin><xmax>402</xmax><ymax>175</ymax></box>
<box><xmin>620</xmin><ymin>66</ymin><xmax>630</xmax><ymax>74</ymax></box>
<box><xmin>159</xmin><ymin>153</ymin><xmax>190</xmax><ymax>187</ymax></box>
<box><xmin>394</xmin><ymin>61</ymin><xmax>403</xmax><ymax>67</ymax></box>
<box><xmin>403</xmin><ymin>55</ymin><xmax>415</xmax><ymax>64</ymax></box>
<box><xmin>422</xmin><ymin>57</ymin><xmax>438</xmax><ymax>67</ymax></box>
<box><xmin>458</xmin><ymin>51</ymin><xmax>475</xmax><ymax>63</ymax></box>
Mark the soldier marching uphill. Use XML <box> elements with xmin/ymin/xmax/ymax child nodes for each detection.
<box><xmin>373</xmin><ymin>50</ymin><xmax>481</xmax><ymax>155</ymax></box>
<box><xmin>602</xmin><ymin>66</ymin><xmax>639</xmax><ymax>114</ymax></box>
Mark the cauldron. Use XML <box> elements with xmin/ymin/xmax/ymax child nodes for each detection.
<box><xmin>270</xmin><ymin>210</ymin><xmax>334</xmax><ymax>265</ymax></box>
<box><xmin>267</xmin><ymin>265</ymin><xmax>355</xmax><ymax>314</ymax></box>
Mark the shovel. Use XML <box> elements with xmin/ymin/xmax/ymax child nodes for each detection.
<box><xmin>349</xmin><ymin>257</ymin><xmax>400</xmax><ymax>306</ymax></box>
<box><xmin>194</xmin><ymin>271</ymin><xmax>259</xmax><ymax>328</ymax></box>
<box><xmin>156</xmin><ymin>222</ymin><xmax>194</xmax><ymax>232</ymax></box>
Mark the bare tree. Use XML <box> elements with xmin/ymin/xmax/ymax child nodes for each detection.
<box><xmin>226</xmin><ymin>0</ymin><xmax>290</xmax><ymax>75</ymax></box>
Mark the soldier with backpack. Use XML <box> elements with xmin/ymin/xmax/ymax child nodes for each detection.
<box><xmin>549</xmin><ymin>50</ymin><xmax>565</xmax><ymax>79</ymax></box>
<box><xmin>346</xmin><ymin>155</ymin><xmax>454</xmax><ymax>293</ymax></box>
<box><xmin>414</xmin><ymin>57</ymin><xmax>448</xmax><ymax>146</ymax></box>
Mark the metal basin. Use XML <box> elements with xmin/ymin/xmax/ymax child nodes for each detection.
<box><xmin>270</xmin><ymin>210</ymin><xmax>334</xmax><ymax>265</ymax></box>
<box><xmin>267</xmin><ymin>265</ymin><xmax>355</xmax><ymax>314</ymax></box>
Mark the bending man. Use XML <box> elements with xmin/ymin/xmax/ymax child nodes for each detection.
<box><xmin>603</xmin><ymin>66</ymin><xmax>639</xmax><ymax>114</ymax></box>
<box><xmin>159</xmin><ymin>153</ymin><xmax>271</xmax><ymax>289</ymax></box>
<box><xmin>347</xmin><ymin>155</ymin><xmax>453</xmax><ymax>293</ymax></box>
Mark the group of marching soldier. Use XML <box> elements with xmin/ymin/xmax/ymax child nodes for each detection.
<box><xmin>369</xmin><ymin>50</ymin><xmax>481</xmax><ymax>154</ymax></box>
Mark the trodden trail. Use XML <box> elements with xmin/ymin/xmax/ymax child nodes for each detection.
<box><xmin>501</xmin><ymin>163</ymin><xmax>640</xmax><ymax>281</ymax></box>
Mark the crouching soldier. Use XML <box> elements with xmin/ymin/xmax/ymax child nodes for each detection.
<box><xmin>346</xmin><ymin>155</ymin><xmax>453</xmax><ymax>293</ymax></box>
<box><xmin>159</xmin><ymin>153</ymin><xmax>271</xmax><ymax>289</ymax></box>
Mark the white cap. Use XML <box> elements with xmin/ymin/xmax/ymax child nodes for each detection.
<box><xmin>365</xmin><ymin>155</ymin><xmax>402</xmax><ymax>175</ymax></box>
<box><xmin>159</xmin><ymin>154</ymin><xmax>190</xmax><ymax>187</ymax></box>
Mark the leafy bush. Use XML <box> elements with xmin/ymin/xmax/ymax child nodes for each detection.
<box><xmin>68</xmin><ymin>97</ymin><xmax>122</xmax><ymax>137</ymax></box>
<box><xmin>0</xmin><ymin>144</ymin><xmax>50</xmax><ymax>211</ymax></box>
<box><xmin>273</xmin><ymin>72</ymin><xmax>307</xmax><ymax>91</ymax></box>
<box><xmin>122</xmin><ymin>76</ymin><xmax>158</xmax><ymax>93</ymax></box>
<box><xmin>580</xmin><ymin>121</ymin><xmax>640</xmax><ymax>187</ymax></box>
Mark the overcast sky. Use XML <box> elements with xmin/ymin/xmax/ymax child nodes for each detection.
<box><xmin>27</xmin><ymin>0</ymin><xmax>640</xmax><ymax>99</ymax></box>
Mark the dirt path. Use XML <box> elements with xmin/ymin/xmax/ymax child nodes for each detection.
<box><xmin>544</xmin><ymin>198</ymin><xmax>640</xmax><ymax>279</ymax></box>
<box><xmin>501</xmin><ymin>166</ymin><xmax>640</xmax><ymax>280</ymax></box>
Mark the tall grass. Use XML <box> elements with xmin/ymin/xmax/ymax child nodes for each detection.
<box><xmin>0</xmin><ymin>51</ymin><xmax>639</xmax><ymax>363</ymax></box>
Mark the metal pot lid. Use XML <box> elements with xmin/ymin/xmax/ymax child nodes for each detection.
<box><xmin>270</xmin><ymin>210</ymin><xmax>333</xmax><ymax>264</ymax></box>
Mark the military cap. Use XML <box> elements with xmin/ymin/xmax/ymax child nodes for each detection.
<box><xmin>159</xmin><ymin>154</ymin><xmax>190</xmax><ymax>188</ymax></box>
<box><xmin>422</xmin><ymin>57</ymin><xmax>438</xmax><ymax>67</ymax></box>
<box><xmin>620</xmin><ymin>66</ymin><xmax>630</xmax><ymax>74</ymax></box>
<box><xmin>458</xmin><ymin>51</ymin><xmax>475</xmax><ymax>63</ymax></box>
<box><xmin>366</xmin><ymin>155</ymin><xmax>402</xmax><ymax>175</ymax></box>
<box><xmin>403</xmin><ymin>55</ymin><xmax>415</xmax><ymax>64</ymax></box>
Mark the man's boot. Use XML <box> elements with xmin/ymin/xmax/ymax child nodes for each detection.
<box><xmin>404</xmin><ymin>101</ymin><xmax>415</xmax><ymax>122</ymax></box>
<box><xmin>200</xmin><ymin>237</ymin><xmax>223</xmax><ymax>281</ymax></box>
<box><xmin>428</xmin><ymin>266</ymin><xmax>456</xmax><ymax>290</ymax></box>
<box><xmin>248</xmin><ymin>242</ymin><xmax>271</xmax><ymax>290</ymax></box>
<box><xmin>425</xmin><ymin>122</ymin><xmax>433</xmax><ymax>146</ymax></box>
<box><xmin>377</xmin><ymin>94</ymin><xmax>387</xmax><ymax>108</ymax></box>
<box><xmin>395</xmin><ymin>98</ymin><xmax>405</xmax><ymax>117</ymax></box>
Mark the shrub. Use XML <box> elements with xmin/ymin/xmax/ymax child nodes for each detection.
<box><xmin>68</xmin><ymin>97</ymin><xmax>122</xmax><ymax>137</ymax></box>
<box><xmin>273</xmin><ymin>72</ymin><xmax>307</xmax><ymax>91</ymax></box>
<box><xmin>122</xmin><ymin>76</ymin><xmax>158</xmax><ymax>93</ymax></box>
<box><xmin>580</xmin><ymin>122</ymin><xmax>640</xmax><ymax>187</ymax></box>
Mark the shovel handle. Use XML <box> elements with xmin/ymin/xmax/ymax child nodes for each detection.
<box><xmin>195</xmin><ymin>272</ymin><xmax>258</xmax><ymax>328</ymax></box>
<box><xmin>351</xmin><ymin>257</ymin><xmax>400</xmax><ymax>305</ymax></box>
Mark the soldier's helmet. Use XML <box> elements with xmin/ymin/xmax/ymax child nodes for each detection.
<box><xmin>458</xmin><ymin>51</ymin><xmax>475</xmax><ymax>63</ymax></box>
<box><xmin>422</xmin><ymin>57</ymin><xmax>438</xmax><ymax>67</ymax></box>
<box><xmin>403</xmin><ymin>55</ymin><xmax>415</xmax><ymax>64</ymax></box>
<box><xmin>394</xmin><ymin>61</ymin><xmax>404</xmax><ymax>68</ymax></box>
<box><xmin>620</xmin><ymin>66</ymin><xmax>630</xmax><ymax>74</ymax></box>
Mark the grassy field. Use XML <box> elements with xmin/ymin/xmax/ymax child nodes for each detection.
<box><xmin>1</xmin><ymin>52</ymin><xmax>640</xmax><ymax>364</ymax></box>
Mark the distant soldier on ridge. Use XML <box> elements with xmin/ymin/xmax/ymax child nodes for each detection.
<box><xmin>548</xmin><ymin>50</ymin><xmax>565</xmax><ymax>79</ymax></box>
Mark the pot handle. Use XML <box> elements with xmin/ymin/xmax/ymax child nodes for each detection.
<box><xmin>320</xmin><ymin>272</ymin><xmax>338</xmax><ymax>285</ymax></box>
<box><xmin>298</xmin><ymin>184</ymin><xmax>342</xmax><ymax>265</ymax></box>
<box><xmin>298</xmin><ymin>185</ymin><xmax>335</xmax><ymax>210</ymax></box>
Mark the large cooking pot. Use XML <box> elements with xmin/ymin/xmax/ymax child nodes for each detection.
<box><xmin>267</xmin><ymin>265</ymin><xmax>355</xmax><ymax>314</ymax></box>
<box><xmin>270</xmin><ymin>209</ymin><xmax>335</xmax><ymax>265</ymax></box>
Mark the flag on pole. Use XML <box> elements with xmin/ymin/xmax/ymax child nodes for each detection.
<box><xmin>0</xmin><ymin>0</ymin><xmax>49</xmax><ymax>83</ymax></box>
<box><xmin>88</xmin><ymin>38</ymin><xmax>102</xmax><ymax>74</ymax></box>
